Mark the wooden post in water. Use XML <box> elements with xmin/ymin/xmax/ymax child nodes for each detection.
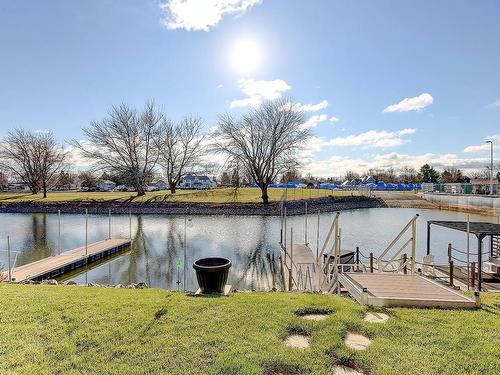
<box><xmin>129</xmin><ymin>210</ymin><xmax>132</xmax><ymax>240</ymax></box>
<box><xmin>289</xmin><ymin>227</ymin><xmax>293</xmax><ymax>291</ymax></box>
<box><xmin>316</xmin><ymin>210</ymin><xmax>320</xmax><ymax>263</ymax></box>
<box><xmin>85</xmin><ymin>209</ymin><xmax>88</xmax><ymax>258</ymax></box>
<box><xmin>108</xmin><ymin>209</ymin><xmax>111</xmax><ymax>240</ymax></box>
<box><xmin>304</xmin><ymin>201</ymin><xmax>308</xmax><ymax>245</ymax></box>
<box><xmin>7</xmin><ymin>236</ymin><xmax>11</xmax><ymax>282</ymax></box>
<box><xmin>369</xmin><ymin>252</ymin><xmax>374</xmax><ymax>273</ymax></box>
<box><xmin>471</xmin><ymin>262</ymin><xmax>476</xmax><ymax>289</ymax></box>
<box><xmin>58</xmin><ymin>209</ymin><xmax>61</xmax><ymax>255</ymax></box>
<box><xmin>184</xmin><ymin>210</ymin><xmax>187</xmax><ymax>292</ymax></box>
<box><xmin>449</xmin><ymin>260</ymin><xmax>454</xmax><ymax>287</ymax></box>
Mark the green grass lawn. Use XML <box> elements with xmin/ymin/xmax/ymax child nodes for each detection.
<box><xmin>0</xmin><ymin>284</ymin><xmax>498</xmax><ymax>375</ymax></box>
<box><xmin>0</xmin><ymin>188</ymin><xmax>351</xmax><ymax>204</ymax></box>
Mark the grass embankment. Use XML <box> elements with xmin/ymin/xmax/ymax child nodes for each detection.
<box><xmin>0</xmin><ymin>188</ymin><xmax>351</xmax><ymax>204</ymax></box>
<box><xmin>0</xmin><ymin>284</ymin><xmax>498</xmax><ymax>375</ymax></box>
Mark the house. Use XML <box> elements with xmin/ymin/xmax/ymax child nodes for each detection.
<box><xmin>470</xmin><ymin>178</ymin><xmax>498</xmax><ymax>195</ymax></box>
<box><xmin>99</xmin><ymin>180</ymin><xmax>116</xmax><ymax>192</ymax></box>
<box><xmin>179</xmin><ymin>173</ymin><xmax>216</xmax><ymax>189</ymax></box>
<box><xmin>7</xmin><ymin>181</ymin><xmax>30</xmax><ymax>191</ymax></box>
<box><xmin>154</xmin><ymin>180</ymin><xmax>168</xmax><ymax>190</ymax></box>
<box><xmin>147</xmin><ymin>180</ymin><xmax>168</xmax><ymax>191</ymax></box>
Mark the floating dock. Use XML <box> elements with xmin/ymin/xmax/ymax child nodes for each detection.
<box><xmin>338</xmin><ymin>273</ymin><xmax>477</xmax><ymax>309</ymax></box>
<box><xmin>5</xmin><ymin>239</ymin><xmax>131</xmax><ymax>282</ymax></box>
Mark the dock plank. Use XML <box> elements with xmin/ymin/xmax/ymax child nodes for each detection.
<box><xmin>5</xmin><ymin>239</ymin><xmax>131</xmax><ymax>282</ymax></box>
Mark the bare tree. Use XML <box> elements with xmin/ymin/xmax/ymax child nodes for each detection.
<box><xmin>213</xmin><ymin>98</ymin><xmax>310</xmax><ymax>204</ymax></box>
<box><xmin>159</xmin><ymin>116</ymin><xmax>204</xmax><ymax>193</ymax></box>
<box><xmin>72</xmin><ymin>102</ymin><xmax>165</xmax><ymax>196</ymax></box>
<box><xmin>0</xmin><ymin>129</ymin><xmax>65</xmax><ymax>197</ymax></box>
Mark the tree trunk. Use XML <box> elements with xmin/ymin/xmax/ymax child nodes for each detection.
<box><xmin>260</xmin><ymin>183</ymin><xmax>269</xmax><ymax>204</ymax></box>
<box><xmin>136</xmin><ymin>185</ymin><xmax>145</xmax><ymax>196</ymax></box>
<box><xmin>42</xmin><ymin>179</ymin><xmax>47</xmax><ymax>198</ymax></box>
<box><xmin>169</xmin><ymin>182</ymin><xmax>176</xmax><ymax>194</ymax></box>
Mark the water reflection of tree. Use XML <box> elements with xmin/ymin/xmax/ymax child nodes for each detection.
<box><xmin>17</xmin><ymin>214</ymin><xmax>52</xmax><ymax>265</ymax></box>
<box><xmin>234</xmin><ymin>216</ymin><xmax>281</xmax><ymax>290</ymax></box>
<box><xmin>126</xmin><ymin>215</ymin><xmax>184</xmax><ymax>289</ymax></box>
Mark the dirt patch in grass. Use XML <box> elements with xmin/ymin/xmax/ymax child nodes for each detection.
<box><xmin>262</xmin><ymin>360</ymin><xmax>308</xmax><ymax>375</ymax></box>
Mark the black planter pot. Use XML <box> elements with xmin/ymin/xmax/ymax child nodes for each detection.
<box><xmin>193</xmin><ymin>257</ymin><xmax>231</xmax><ymax>293</ymax></box>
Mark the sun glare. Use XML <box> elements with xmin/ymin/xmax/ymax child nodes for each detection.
<box><xmin>230</xmin><ymin>39</ymin><xmax>262</xmax><ymax>74</ymax></box>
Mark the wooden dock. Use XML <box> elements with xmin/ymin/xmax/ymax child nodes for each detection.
<box><xmin>4</xmin><ymin>239</ymin><xmax>131</xmax><ymax>282</ymax></box>
<box><xmin>280</xmin><ymin>244</ymin><xmax>322</xmax><ymax>291</ymax></box>
<box><xmin>338</xmin><ymin>273</ymin><xmax>477</xmax><ymax>309</ymax></box>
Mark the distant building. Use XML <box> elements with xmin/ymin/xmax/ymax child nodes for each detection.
<box><xmin>99</xmin><ymin>180</ymin><xmax>116</xmax><ymax>192</ymax></box>
<box><xmin>147</xmin><ymin>180</ymin><xmax>168</xmax><ymax>191</ymax></box>
<box><xmin>7</xmin><ymin>181</ymin><xmax>29</xmax><ymax>191</ymax></box>
<box><xmin>179</xmin><ymin>173</ymin><xmax>216</xmax><ymax>189</ymax></box>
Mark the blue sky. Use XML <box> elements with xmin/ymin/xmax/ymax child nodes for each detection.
<box><xmin>0</xmin><ymin>0</ymin><xmax>499</xmax><ymax>176</ymax></box>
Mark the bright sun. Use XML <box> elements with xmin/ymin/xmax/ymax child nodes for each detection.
<box><xmin>230</xmin><ymin>39</ymin><xmax>262</xmax><ymax>74</ymax></box>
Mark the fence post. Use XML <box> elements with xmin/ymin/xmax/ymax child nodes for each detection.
<box><xmin>471</xmin><ymin>262</ymin><xmax>476</xmax><ymax>289</ymax></box>
<box><xmin>369</xmin><ymin>252</ymin><xmax>373</xmax><ymax>273</ymax></box>
<box><xmin>403</xmin><ymin>253</ymin><xmax>407</xmax><ymax>275</ymax></box>
<box><xmin>449</xmin><ymin>260</ymin><xmax>454</xmax><ymax>287</ymax></box>
<box><xmin>447</xmin><ymin>243</ymin><xmax>452</xmax><ymax>263</ymax></box>
<box><xmin>7</xmin><ymin>236</ymin><xmax>12</xmax><ymax>282</ymax></box>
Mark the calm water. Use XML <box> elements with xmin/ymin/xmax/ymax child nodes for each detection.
<box><xmin>0</xmin><ymin>208</ymin><xmax>497</xmax><ymax>290</ymax></box>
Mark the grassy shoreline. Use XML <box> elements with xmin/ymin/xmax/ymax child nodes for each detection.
<box><xmin>0</xmin><ymin>284</ymin><xmax>498</xmax><ymax>374</ymax></box>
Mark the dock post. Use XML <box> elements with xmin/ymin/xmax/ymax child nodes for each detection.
<box><xmin>58</xmin><ymin>209</ymin><xmax>61</xmax><ymax>255</ymax></box>
<box><xmin>369</xmin><ymin>252</ymin><xmax>373</xmax><ymax>273</ymax></box>
<box><xmin>304</xmin><ymin>201</ymin><xmax>308</xmax><ymax>245</ymax></box>
<box><xmin>85</xmin><ymin>209</ymin><xmax>88</xmax><ymax>258</ymax></box>
<box><xmin>356</xmin><ymin>246</ymin><xmax>359</xmax><ymax>271</ymax></box>
<box><xmin>289</xmin><ymin>227</ymin><xmax>293</xmax><ymax>291</ymax></box>
<box><xmin>447</xmin><ymin>243</ymin><xmax>452</xmax><ymax>263</ymax></box>
<box><xmin>316</xmin><ymin>210</ymin><xmax>320</xmax><ymax>263</ymax></box>
<box><xmin>403</xmin><ymin>253</ymin><xmax>407</xmax><ymax>275</ymax></box>
<box><xmin>470</xmin><ymin>262</ymin><xmax>476</xmax><ymax>289</ymax></box>
<box><xmin>474</xmin><ymin>291</ymin><xmax>481</xmax><ymax>308</ymax></box>
<box><xmin>7</xmin><ymin>236</ymin><xmax>11</xmax><ymax>282</ymax></box>
<box><xmin>108</xmin><ymin>209</ymin><xmax>111</xmax><ymax>240</ymax></box>
<box><xmin>129</xmin><ymin>210</ymin><xmax>132</xmax><ymax>240</ymax></box>
<box><xmin>184</xmin><ymin>210</ymin><xmax>187</xmax><ymax>292</ymax></box>
<box><xmin>449</xmin><ymin>260</ymin><xmax>454</xmax><ymax>287</ymax></box>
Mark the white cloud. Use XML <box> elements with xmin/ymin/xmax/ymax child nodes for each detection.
<box><xmin>159</xmin><ymin>0</ymin><xmax>262</xmax><ymax>31</ymax></box>
<box><xmin>489</xmin><ymin>99</ymin><xmax>500</xmax><ymax>107</ymax></box>
<box><xmin>230</xmin><ymin>78</ymin><xmax>291</xmax><ymax>108</ymax></box>
<box><xmin>464</xmin><ymin>134</ymin><xmax>500</xmax><ymax>153</ymax></box>
<box><xmin>328</xmin><ymin>129</ymin><xmax>416</xmax><ymax>148</ymax></box>
<box><xmin>217</xmin><ymin>84</ymin><xmax>223</xmax><ymax>89</ymax></box>
<box><xmin>383</xmin><ymin>93</ymin><xmax>433</xmax><ymax>113</ymax></box>
<box><xmin>291</xmin><ymin>100</ymin><xmax>328</xmax><ymax>112</ymax></box>
<box><xmin>329</xmin><ymin>116</ymin><xmax>340</xmax><ymax>122</ymax></box>
<box><xmin>463</xmin><ymin>144</ymin><xmax>491</xmax><ymax>153</ymax></box>
<box><xmin>301</xmin><ymin>114</ymin><xmax>328</xmax><ymax>129</ymax></box>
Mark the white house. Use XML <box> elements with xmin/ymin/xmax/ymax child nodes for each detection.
<box><xmin>99</xmin><ymin>180</ymin><xmax>116</xmax><ymax>192</ymax></box>
<box><xmin>179</xmin><ymin>173</ymin><xmax>216</xmax><ymax>189</ymax></box>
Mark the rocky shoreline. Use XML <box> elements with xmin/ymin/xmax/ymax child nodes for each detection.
<box><xmin>0</xmin><ymin>195</ymin><xmax>437</xmax><ymax>216</ymax></box>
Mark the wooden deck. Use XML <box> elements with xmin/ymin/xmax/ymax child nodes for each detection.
<box><xmin>339</xmin><ymin>273</ymin><xmax>477</xmax><ymax>309</ymax></box>
<box><xmin>4</xmin><ymin>239</ymin><xmax>131</xmax><ymax>282</ymax></box>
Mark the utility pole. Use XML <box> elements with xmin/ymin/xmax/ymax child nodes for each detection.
<box><xmin>486</xmin><ymin>140</ymin><xmax>494</xmax><ymax>195</ymax></box>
